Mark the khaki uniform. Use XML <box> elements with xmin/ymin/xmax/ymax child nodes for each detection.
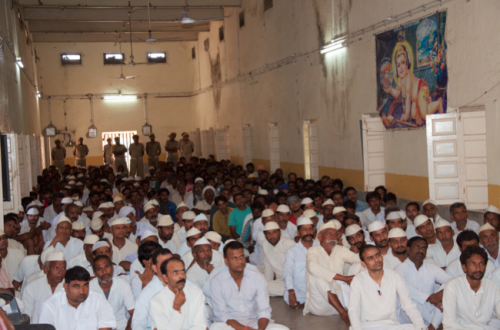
<box><xmin>51</xmin><ymin>146</ymin><xmax>66</xmax><ymax>173</ymax></box>
<box><xmin>179</xmin><ymin>139</ymin><xmax>194</xmax><ymax>160</ymax></box>
<box><xmin>146</xmin><ymin>141</ymin><xmax>161</xmax><ymax>169</ymax></box>
<box><xmin>103</xmin><ymin>144</ymin><xmax>114</xmax><ymax>167</ymax></box>
<box><xmin>112</xmin><ymin>144</ymin><xmax>128</xmax><ymax>173</ymax></box>
<box><xmin>73</xmin><ymin>144</ymin><xmax>89</xmax><ymax>168</ymax></box>
<box><xmin>165</xmin><ymin>140</ymin><xmax>179</xmax><ymax>165</ymax></box>
<box><xmin>129</xmin><ymin>143</ymin><xmax>145</xmax><ymax>177</ymax></box>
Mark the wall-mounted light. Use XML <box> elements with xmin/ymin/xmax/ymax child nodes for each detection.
<box><xmin>320</xmin><ymin>37</ymin><xmax>347</xmax><ymax>55</ymax></box>
<box><xmin>103</xmin><ymin>94</ymin><xmax>138</xmax><ymax>100</ymax></box>
<box><xmin>36</xmin><ymin>91</ymin><xmax>41</xmax><ymax>98</ymax></box>
<box><xmin>16</xmin><ymin>57</ymin><xmax>24</xmax><ymax>68</ymax></box>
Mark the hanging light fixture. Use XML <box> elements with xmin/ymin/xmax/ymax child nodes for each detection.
<box><xmin>86</xmin><ymin>94</ymin><xmax>98</xmax><ymax>138</ymax></box>
<box><xmin>42</xmin><ymin>97</ymin><xmax>57</xmax><ymax>137</ymax></box>
<box><xmin>142</xmin><ymin>93</ymin><xmax>152</xmax><ymax>136</ymax></box>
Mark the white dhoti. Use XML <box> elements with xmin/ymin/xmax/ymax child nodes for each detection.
<box><xmin>129</xmin><ymin>157</ymin><xmax>144</xmax><ymax>177</ymax></box>
<box><xmin>358</xmin><ymin>320</ymin><xmax>417</xmax><ymax>330</ymax></box>
<box><xmin>267</xmin><ymin>279</ymin><xmax>285</xmax><ymax>297</ymax></box>
<box><xmin>210</xmin><ymin>322</ymin><xmax>289</xmax><ymax>330</ymax></box>
<box><xmin>115</xmin><ymin>156</ymin><xmax>128</xmax><ymax>174</ymax></box>
<box><xmin>306</xmin><ymin>276</ymin><xmax>350</xmax><ymax>316</ymax></box>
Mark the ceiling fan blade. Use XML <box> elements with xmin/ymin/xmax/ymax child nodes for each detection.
<box><xmin>133</xmin><ymin>36</ymin><xmax>148</xmax><ymax>42</ymax></box>
<box><xmin>151</xmin><ymin>20</ymin><xmax>182</xmax><ymax>24</ymax></box>
<box><xmin>125</xmin><ymin>75</ymin><xmax>139</xmax><ymax>79</ymax></box>
<box><xmin>194</xmin><ymin>16</ymin><xmax>228</xmax><ymax>22</ymax></box>
<box><xmin>151</xmin><ymin>37</ymin><xmax>182</xmax><ymax>41</ymax></box>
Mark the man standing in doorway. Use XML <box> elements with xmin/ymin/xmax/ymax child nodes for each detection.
<box><xmin>129</xmin><ymin>135</ymin><xmax>144</xmax><ymax>178</ymax></box>
<box><xmin>112</xmin><ymin>137</ymin><xmax>128</xmax><ymax>174</ymax></box>
<box><xmin>146</xmin><ymin>133</ymin><xmax>161</xmax><ymax>170</ymax></box>
<box><xmin>52</xmin><ymin>139</ymin><xmax>66</xmax><ymax>174</ymax></box>
<box><xmin>73</xmin><ymin>137</ymin><xmax>89</xmax><ymax>168</ymax></box>
<box><xmin>103</xmin><ymin>137</ymin><xmax>113</xmax><ymax>167</ymax></box>
<box><xmin>164</xmin><ymin>132</ymin><xmax>179</xmax><ymax>165</ymax></box>
<box><xmin>179</xmin><ymin>132</ymin><xmax>194</xmax><ymax>161</ymax></box>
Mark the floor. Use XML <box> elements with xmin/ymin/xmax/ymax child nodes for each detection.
<box><xmin>270</xmin><ymin>297</ymin><xmax>349</xmax><ymax>330</ymax></box>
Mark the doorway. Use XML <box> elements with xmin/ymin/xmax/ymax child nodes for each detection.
<box><xmin>102</xmin><ymin>131</ymin><xmax>137</xmax><ymax>171</ymax></box>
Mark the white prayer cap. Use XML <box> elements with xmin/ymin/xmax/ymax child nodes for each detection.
<box><xmin>144</xmin><ymin>203</ymin><xmax>155</xmax><ymax>213</ymax></box>
<box><xmin>158</xmin><ymin>215</ymin><xmax>174</xmax><ymax>227</ymax></box>
<box><xmin>301</xmin><ymin>197</ymin><xmax>313</xmax><ymax>205</ymax></box>
<box><xmin>141</xmin><ymin>230</ymin><xmax>157</xmax><ymax>240</ymax></box>
<box><xmin>368</xmin><ymin>221</ymin><xmax>386</xmax><ymax>233</ymax></box>
<box><xmin>322</xmin><ymin>199</ymin><xmax>334</xmax><ymax>207</ymax></box>
<box><xmin>83</xmin><ymin>234</ymin><xmax>99</xmax><ymax>245</ymax></box>
<box><xmin>111</xmin><ymin>218</ymin><xmax>127</xmax><ymax>226</ymax></box>
<box><xmin>77</xmin><ymin>174</ymin><xmax>84</xmax><ymax>178</ymax></box>
<box><xmin>195</xmin><ymin>177</ymin><xmax>204</xmax><ymax>183</ymax></box>
<box><xmin>46</xmin><ymin>250</ymin><xmax>66</xmax><ymax>262</ymax></box>
<box><xmin>186</xmin><ymin>227</ymin><xmax>202</xmax><ymax>238</ymax></box>
<box><xmin>90</xmin><ymin>218</ymin><xmax>103</xmax><ymax>230</ymax></box>
<box><xmin>64</xmin><ymin>185</ymin><xmax>72</xmax><ymax>189</ymax></box>
<box><xmin>106</xmin><ymin>202</ymin><xmax>114</xmax><ymax>208</ymax></box>
<box><xmin>124</xmin><ymin>217</ymin><xmax>132</xmax><ymax>224</ymax></box>
<box><xmin>135</xmin><ymin>176</ymin><xmax>142</xmax><ymax>181</ymax></box>
<box><xmin>388</xmin><ymin>228</ymin><xmax>407</xmax><ymax>239</ymax></box>
<box><xmin>345</xmin><ymin>224</ymin><xmax>362</xmax><ymax>237</ymax></box>
<box><xmin>118</xmin><ymin>206</ymin><xmax>135</xmax><ymax>218</ymax></box>
<box><xmin>61</xmin><ymin>197</ymin><xmax>73</xmax><ymax>204</ymax></box>
<box><xmin>27</xmin><ymin>201</ymin><xmax>36</xmax><ymax>208</ymax></box>
<box><xmin>34</xmin><ymin>200</ymin><xmax>44</xmax><ymax>207</ymax></box>
<box><xmin>386</xmin><ymin>211</ymin><xmax>404</xmax><ymax>221</ymax></box>
<box><xmin>68</xmin><ymin>180</ymin><xmax>75</xmax><ymax>185</ymax></box>
<box><xmin>177</xmin><ymin>202</ymin><xmax>189</xmax><ymax>210</ymax></box>
<box><xmin>113</xmin><ymin>196</ymin><xmax>124</xmax><ymax>203</ymax></box>
<box><xmin>486</xmin><ymin>205</ymin><xmax>500</xmax><ymax>215</ymax></box>
<box><xmin>82</xmin><ymin>206</ymin><xmax>93</xmax><ymax>212</ymax></box>
<box><xmin>263</xmin><ymin>221</ymin><xmax>280</xmax><ymax>232</ymax></box>
<box><xmin>67</xmin><ymin>175</ymin><xmax>76</xmax><ymax>180</ymax></box>
<box><xmin>302</xmin><ymin>209</ymin><xmax>317</xmax><ymax>219</ymax></box>
<box><xmin>422</xmin><ymin>199</ymin><xmax>437</xmax><ymax>207</ymax></box>
<box><xmin>126</xmin><ymin>176</ymin><xmax>134</xmax><ymax>181</ymax></box>
<box><xmin>194</xmin><ymin>237</ymin><xmax>211</xmax><ymax>247</ymax></box>
<box><xmin>259</xmin><ymin>189</ymin><xmax>269</xmax><ymax>195</ymax></box>
<box><xmin>93</xmin><ymin>211</ymin><xmax>104</xmax><ymax>218</ymax></box>
<box><xmin>149</xmin><ymin>200</ymin><xmax>160</xmax><ymax>206</ymax></box>
<box><xmin>74</xmin><ymin>201</ymin><xmax>84</xmax><ymax>207</ymax></box>
<box><xmin>72</xmin><ymin>221</ymin><xmax>85</xmax><ymax>230</ymax></box>
<box><xmin>479</xmin><ymin>223</ymin><xmax>496</xmax><ymax>234</ymax></box>
<box><xmin>414</xmin><ymin>215</ymin><xmax>433</xmax><ymax>228</ymax></box>
<box><xmin>318</xmin><ymin>221</ymin><xmax>339</xmax><ymax>233</ymax></box>
<box><xmin>76</xmin><ymin>182</ymin><xmax>83</xmax><ymax>186</ymax></box>
<box><xmin>72</xmin><ymin>197</ymin><xmax>79</xmax><ymax>201</ymax></box>
<box><xmin>333</xmin><ymin>206</ymin><xmax>347</xmax><ymax>215</ymax></box>
<box><xmin>204</xmin><ymin>231</ymin><xmax>222</xmax><ymax>244</ymax></box>
<box><xmin>435</xmin><ymin>218</ymin><xmax>452</xmax><ymax>229</ymax></box>
<box><xmin>98</xmin><ymin>203</ymin><xmax>109</xmax><ymax>209</ymax></box>
<box><xmin>27</xmin><ymin>208</ymin><xmax>39</xmax><ymax>216</ymax></box>
<box><xmin>225</xmin><ymin>239</ymin><xmax>235</xmax><ymax>244</ymax></box>
<box><xmin>18</xmin><ymin>205</ymin><xmax>24</xmax><ymax>212</ymax></box>
<box><xmin>277</xmin><ymin>205</ymin><xmax>290</xmax><ymax>213</ymax></box>
<box><xmin>100</xmin><ymin>179</ymin><xmax>109</xmax><ymax>183</ymax></box>
<box><xmin>93</xmin><ymin>241</ymin><xmax>110</xmax><ymax>252</ymax></box>
<box><xmin>262</xmin><ymin>209</ymin><xmax>275</xmax><ymax>218</ymax></box>
<box><xmin>202</xmin><ymin>186</ymin><xmax>216</xmax><ymax>196</ymax></box>
<box><xmin>194</xmin><ymin>213</ymin><xmax>208</xmax><ymax>223</ymax></box>
<box><xmin>182</xmin><ymin>211</ymin><xmax>196</xmax><ymax>220</ymax></box>
<box><xmin>57</xmin><ymin>216</ymin><xmax>71</xmax><ymax>225</ymax></box>
<box><xmin>297</xmin><ymin>216</ymin><xmax>314</xmax><ymax>227</ymax></box>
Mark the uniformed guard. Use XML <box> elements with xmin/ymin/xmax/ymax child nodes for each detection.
<box><xmin>146</xmin><ymin>133</ymin><xmax>161</xmax><ymax>170</ymax></box>
<box><xmin>179</xmin><ymin>132</ymin><xmax>194</xmax><ymax>161</ymax></box>
<box><xmin>112</xmin><ymin>137</ymin><xmax>128</xmax><ymax>174</ymax></box>
<box><xmin>164</xmin><ymin>132</ymin><xmax>179</xmax><ymax>166</ymax></box>
<box><xmin>73</xmin><ymin>137</ymin><xmax>89</xmax><ymax>168</ymax></box>
<box><xmin>129</xmin><ymin>135</ymin><xmax>145</xmax><ymax>177</ymax></box>
<box><xmin>51</xmin><ymin>139</ymin><xmax>66</xmax><ymax>174</ymax></box>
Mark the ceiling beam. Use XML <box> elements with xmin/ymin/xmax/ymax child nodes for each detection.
<box><xmin>18</xmin><ymin>0</ymin><xmax>241</xmax><ymax>7</ymax></box>
<box><xmin>32</xmin><ymin>32</ymin><xmax>199</xmax><ymax>42</ymax></box>
<box><xmin>28</xmin><ymin>21</ymin><xmax>210</xmax><ymax>33</ymax></box>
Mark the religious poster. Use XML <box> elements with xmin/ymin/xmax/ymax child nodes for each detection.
<box><xmin>376</xmin><ymin>12</ymin><xmax>448</xmax><ymax>129</ymax></box>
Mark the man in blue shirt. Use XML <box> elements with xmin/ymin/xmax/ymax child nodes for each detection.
<box><xmin>228</xmin><ymin>193</ymin><xmax>252</xmax><ymax>239</ymax></box>
<box><xmin>158</xmin><ymin>188</ymin><xmax>177</xmax><ymax>221</ymax></box>
<box><xmin>344</xmin><ymin>187</ymin><xmax>367</xmax><ymax>212</ymax></box>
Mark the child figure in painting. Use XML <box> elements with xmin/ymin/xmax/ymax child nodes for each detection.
<box><xmin>384</xmin><ymin>43</ymin><xmax>443</xmax><ymax>126</ymax></box>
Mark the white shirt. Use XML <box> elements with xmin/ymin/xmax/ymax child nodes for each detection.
<box><xmin>186</xmin><ymin>259</ymin><xmax>224</xmax><ymax>288</ymax></box>
<box><xmin>250</xmin><ymin>216</ymin><xmax>265</xmax><ymax>267</ymax></box>
<box><xmin>443</xmin><ymin>275</ymin><xmax>500</xmax><ymax>329</ymax></box>
<box><xmin>22</xmin><ymin>274</ymin><xmax>64</xmax><ymax>323</ymax></box>
<box><xmin>486</xmin><ymin>248</ymin><xmax>500</xmax><ymax>267</ymax></box>
<box><xmin>177</xmin><ymin>226</ymin><xmax>186</xmax><ymax>243</ymax></box>
<box><xmin>280</xmin><ymin>222</ymin><xmax>297</xmax><ymax>240</ymax></box>
<box><xmin>446</xmin><ymin>257</ymin><xmax>495</xmax><ymax>278</ymax></box>
<box><xmin>182</xmin><ymin>249</ymin><xmax>224</xmax><ymax>269</ymax></box>
<box><xmin>395</xmin><ymin>258</ymin><xmax>452</xmax><ymax>327</ymax></box>
<box><xmin>132</xmin><ymin>275</ymin><xmax>164</xmax><ymax>330</ymax></box>
<box><xmin>171</xmin><ymin>192</ymin><xmax>194</xmax><ymax>210</ymax></box>
<box><xmin>427</xmin><ymin>240</ymin><xmax>461</xmax><ymax>268</ymax></box>
<box><xmin>283</xmin><ymin>240</ymin><xmax>319</xmax><ymax>303</ymax></box>
<box><xmin>177</xmin><ymin>241</ymin><xmax>191</xmax><ymax>258</ymax></box>
<box><xmin>360</xmin><ymin>207</ymin><xmax>385</xmax><ymax>228</ymax></box>
<box><xmin>21</xmin><ymin>270</ymin><xmax>45</xmax><ymax>297</ymax></box>
<box><xmin>111</xmin><ymin>238</ymin><xmax>138</xmax><ymax>264</ymax></box>
<box><xmin>382</xmin><ymin>252</ymin><xmax>405</xmax><ymax>270</ymax></box>
<box><xmin>68</xmin><ymin>252</ymin><xmax>91</xmax><ymax>269</ymax></box>
<box><xmin>263</xmin><ymin>236</ymin><xmax>295</xmax><ymax>282</ymax></box>
<box><xmin>405</xmin><ymin>224</ymin><xmax>418</xmax><ymax>239</ymax></box>
<box><xmin>8</xmin><ymin>239</ymin><xmax>26</xmax><ymax>256</ymax></box>
<box><xmin>450</xmin><ymin>219</ymin><xmax>480</xmax><ymax>234</ymax></box>
<box><xmin>12</xmin><ymin>255</ymin><xmax>40</xmax><ymax>286</ymax></box>
<box><xmin>90</xmin><ymin>276</ymin><xmax>135</xmax><ymax>330</ymax></box>
<box><xmin>2</xmin><ymin>247</ymin><xmax>25</xmax><ymax>280</ymax></box>
<box><xmin>43</xmin><ymin>236</ymin><xmax>84</xmax><ymax>261</ymax></box>
<box><xmin>43</xmin><ymin>204</ymin><xmax>58</xmax><ymax>222</ymax></box>
<box><xmin>158</xmin><ymin>235</ymin><xmax>179</xmax><ymax>254</ymax></box>
<box><xmin>348</xmin><ymin>269</ymin><xmax>426</xmax><ymax>330</ymax></box>
<box><xmin>150</xmin><ymin>284</ymin><xmax>206</xmax><ymax>330</ymax></box>
<box><xmin>38</xmin><ymin>288</ymin><xmax>116</xmax><ymax>329</ymax></box>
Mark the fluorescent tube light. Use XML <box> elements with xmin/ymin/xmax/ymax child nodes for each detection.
<box><xmin>16</xmin><ymin>57</ymin><xmax>24</xmax><ymax>68</ymax></box>
<box><xmin>103</xmin><ymin>95</ymin><xmax>138</xmax><ymax>100</ymax></box>
<box><xmin>320</xmin><ymin>37</ymin><xmax>347</xmax><ymax>54</ymax></box>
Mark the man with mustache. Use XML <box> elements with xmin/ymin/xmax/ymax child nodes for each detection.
<box><xmin>443</xmin><ymin>245</ymin><xmax>500</xmax><ymax>329</ymax></box>
<box><xmin>157</xmin><ymin>215</ymin><xmax>179</xmax><ymax>254</ymax></box>
<box><xmin>427</xmin><ymin>219</ymin><xmax>460</xmax><ymax>270</ymax></box>
<box><xmin>283</xmin><ymin>216</ymin><xmax>318</xmax><ymax>309</ymax></box>
<box><xmin>446</xmin><ymin>230</ymin><xmax>495</xmax><ymax>277</ymax></box>
<box><xmin>383</xmin><ymin>228</ymin><xmax>409</xmax><ymax>270</ymax></box>
<box><xmin>368</xmin><ymin>221</ymin><xmax>390</xmax><ymax>255</ymax></box>
<box><xmin>186</xmin><ymin>237</ymin><xmax>223</xmax><ymax>288</ymax></box>
<box><xmin>138</xmin><ymin>202</ymin><xmax>159</xmax><ymax>229</ymax></box>
<box><xmin>90</xmin><ymin>255</ymin><xmax>135</xmax><ymax>330</ymax></box>
<box><xmin>484</xmin><ymin>205</ymin><xmax>500</xmax><ymax>233</ymax></box>
<box><xmin>479</xmin><ymin>223</ymin><xmax>500</xmax><ymax>267</ymax></box>
<box><xmin>395</xmin><ymin>237</ymin><xmax>452</xmax><ymax>330</ymax></box>
<box><xmin>304</xmin><ymin>221</ymin><xmax>360</xmax><ymax>327</ymax></box>
<box><xmin>344</xmin><ymin>224</ymin><xmax>369</xmax><ymax>276</ymax></box>
<box><xmin>414</xmin><ymin>214</ymin><xmax>438</xmax><ymax>246</ymax></box>
<box><xmin>449</xmin><ymin>202</ymin><xmax>480</xmax><ymax>235</ymax></box>
<box><xmin>38</xmin><ymin>266</ymin><xmax>116</xmax><ymax>329</ymax></box>
<box><xmin>149</xmin><ymin>258</ymin><xmax>207</xmax><ymax>330</ymax></box>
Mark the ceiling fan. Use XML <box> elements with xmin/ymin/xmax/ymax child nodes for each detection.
<box><xmin>151</xmin><ymin>0</ymin><xmax>227</xmax><ymax>26</ymax></box>
<box><xmin>111</xmin><ymin>39</ymin><xmax>139</xmax><ymax>79</ymax></box>
<box><xmin>127</xmin><ymin>12</ymin><xmax>157</xmax><ymax>66</ymax></box>
<box><xmin>134</xmin><ymin>2</ymin><xmax>182</xmax><ymax>43</ymax></box>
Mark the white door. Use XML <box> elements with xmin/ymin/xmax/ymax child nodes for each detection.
<box><xmin>242</xmin><ymin>125</ymin><xmax>253</xmax><ymax>166</ymax></box>
<box><xmin>17</xmin><ymin>135</ymin><xmax>32</xmax><ymax>198</ymax></box>
<box><xmin>269</xmin><ymin>123</ymin><xmax>280</xmax><ymax>173</ymax></box>
<box><xmin>207</xmin><ymin>128</ymin><xmax>215</xmax><ymax>156</ymax></box>
<box><xmin>304</xmin><ymin>121</ymin><xmax>319</xmax><ymax>181</ymax></box>
<box><xmin>362</xmin><ymin>115</ymin><xmax>385</xmax><ymax>191</ymax></box>
<box><xmin>3</xmin><ymin>134</ymin><xmax>21</xmax><ymax>214</ymax></box>
<box><xmin>215</xmin><ymin>128</ymin><xmax>227</xmax><ymax>161</ymax></box>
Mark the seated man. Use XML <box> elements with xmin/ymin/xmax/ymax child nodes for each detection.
<box><xmin>427</xmin><ymin>218</ymin><xmax>460</xmax><ymax>269</ymax></box>
<box><xmin>157</xmin><ymin>215</ymin><xmax>180</xmax><ymax>254</ymax></box>
<box><xmin>446</xmin><ymin>230</ymin><xmax>495</xmax><ymax>277</ymax></box>
<box><xmin>210</xmin><ymin>241</ymin><xmax>289</xmax><ymax>330</ymax></box>
<box><xmin>186</xmin><ymin>237</ymin><xmax>224</xmax><ymax>288</ymax></box>
<box><xmin>383</xmin><ymin>228</ymin><xmax>409</xmax><ymax>270</ymax></box>
<box><xmin>68</xmin><ymin>234</ymin><xmax>99</xmax><ymax>269</ymax></box>
<box><xmin>262</xmin><ymin>221</ymin><xmax>295</xmax><ymax>297</ymax></box>
<box><xmin>150</xmin><ymin>258</ymin><xmax>206</xmax><ymax>330</ymax></box>
<box><xmin>38</xmin><ymin>266</ymin><xmax>116</xmax><ymax>329</ymax></box>
<box><xmin>368</xmin><ymin>221</ymin><xmax>390</xmax><ymax>255</ymax></box>
<box><xmin>177</xmin><ymin>212</ymin><xmax>197</xmax><ymax>256</ymax></box>
<box><xmin>443</xmin><ymin>245</ymin><xmax>500</xmax><ymax>329</ymax></box>
<box><xmin>414</xmin><ymin>215</ymin><xmax>438</xmax><ymax>246</ymax></box>
<box><xmin>0</xmin><ymin>229</ymin><xmax>24</xmax><ymax>280</ymax></box>
<box><xmin>349</xmin><ymin>245</ymin><xmax>426</xmax><ymax>330</ymax></box>
<box><xmin>110</xmin><ymin>218</ymin><xmax>138</xmax><ymax>264</ymax></box>
<box><xmin>181</xmin><ymin>228</ymin><xmax>224</xmax><ymax>267</ymax></box>
<box><xmin>43</xmin><ymin>216</ymin><xmax>84</xmax><ymax>261</ymax></box>
<box><xmin>478</xmin><ymin>223</ymin><xmax>500</xmax><ymax>267</ymax></box>
<box><xmin>304</xmin><ymin>221</ymin><xmax>360</xmax><ymax>326</ymax></box>
<box><xmin>276</xmin><ymin>205</ymin><xmax>297</xmax><ymax>240</ymax></box>
<box><xmin>449</xmin><ymin>202</ymin><xmax>480</xmax><ymax>235</ymax></box>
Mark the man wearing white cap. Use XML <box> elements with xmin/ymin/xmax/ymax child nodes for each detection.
<box><xmin>193</xmin><ymin>186</ymin><xmax>216</xmax><ymax>216</ymax></box>
<box><xmin>449</xmin><ymin>202</ymin><xmax>480</xmax><ymax>234</ymax></box>
<box><xmin>193</xmin><ymin>213</ymin><xmax>210</xmax><ymax>236</ymax></box>
<box><xmin>262</xmin><ymin>221</ymin><xmax>295</xmax><ymax>296</ymax></box>
<box><xmin>321</xmin><ymin>199</ymin><xmax>335</xmax><ymax>222</ymax></box>
<box><xmin>157</xmin><ymin>215</ymin><xmax>179</xmax><ymax>254</ymax></box>
<box><xmin>113</xmin><ymin>196</ymin><xmax>126</xmax><ymax>216</ymax></box>
<box><xmin>177</xmin><ymin>210</ymin><xmax>195</xmax><ymax>244</ymax></box>
<box><xmin>49</xmin><ymin>197</ymin><xmax>77</xmax><ymax>228</ymax></box>
<box><xmin>359</xmin><ymin>191</ymin><xmax>385</xmax><ymax>229</ymax></box>
<box><xmin>181</xmin><ymin>228</ymin><xmax>224</xmax><ymax>269</ymax></box>
<box><xmin>18</xmin><ymin>207</ymin><xmax>45</xmax><ymax>254</ymax></box>
<box><xmin>427</xmin><ymin>218</ymin><xmax>460</xmax><ymax>269</ymax></box>
<box><xmin>138</xmin><ymin>202</ymin><xmax>159</xmax><ymax>229</ymax></box>
<box><xmin>422</xmin><ymin>199</ymin><xmax>439</xmax><ymax>222</ymax></box>
<box><xmin>484</xmin><ymin>205</ymin><xmax>500</xmax><ymax>232</ymax></box>
<box><xmin>249</xmin><ymin>206</ymin><xmax>273</xmax><ymax>269</ymax></box>
<box><xmin>276</xmin><ymin>205</ymin><xmax>297</xmax><ymax>240</ymax></box>
<box><xmin>205</xmin><ymin>232</ymin><xmax>223</xmax><ymax>254</ymax></box>
<box><xmin>348</xmin><ymin>245</ymin><xmax>426</xmax><ymax>330</ymax></box>
<box><xmin>23</xmin><ymin>250</ymin><xmax>66</xmax><ymax>323</ymax></box>
<box><xmin>89</xmin><ymin>240</ymin><xmax>128</xmax><ymax>278</ymax></box>
<box><xmin>90</xmin><ymin>217</ymin><xmax>113</xmax><ymax>240</ymax></box>
<box><xmin>283</xmin><ymin>216</ymin><xmax>318</xmax><ymax>309</ymax></box>
<box><xmin>304</xmin><ymin>221</ymin><xmax>360</xmax><ymax>325</ymax></box>
<box><xmin>43</xmin><ymin>192</ymin><xmax>65</xmax><ymax>223</ymax></box>
<box><xmin>368</xmin><ymin>221</ymin><xmax>390</xmax><ymax>255</ymax></box>
<box><xmin>414</xmin><ymin>214</ymin><xmax>438</xmax><ymax>246</ymax></box>
<box><xmin>71</xmin><ymin>221</ymin><xmax>86</xmax><ymax>241</ymax></box>
<box><xmin>178</xmin><ymin>227</ymin><xmax>202</xmax><ymax>261</ymax></box>
<box><xmin>303</xmin><ymin>208</ymin><xmax>322</xmax><ymax>230</ymax></box>
<box><xmin>385</xmin><ymin>210</ymin><xmax>417</xmax><ymax>239</ymax></box>
<box><xmin>479</xmin><ymin>223</ymin><xmax>500</xmax><ymax>267</ymax></box>
<box><xmin>345</xmin><ymin>224</ymin><xmax>368</xmax><ymax>254</ymax></box>
<box><xmin>383</xmin><ymin>228</ymin><xmax>409</xmax><ymax>270</ymax></box>
<box><xmin>111</xmin><ymin>218</ymin><xmax>138</xmax><ymax>264</ymax></box>
<box><xmin>187</xmin><ymin>237</ymin><xmax>224</xmax><ymax>288</ymax></box>
<box><xmin>90</xmin><ymin>255</ymin><xmax>135</xmax><ymax>330</ymax></box>
<box><xmin>332</xmin><ymin>206</ymin><xmax>347</xmax><ymax>224</ymax></box>
<box><xmin>43</xmin><ymin>216</ymin><xmax>84</xmax><ymax>261</ymax></box>
<box><xmin>68</xmin><ymin>234</ymin><xmax>99</xmax><ymax>270</ymax></box>
<box><xmin>395</xmin><ymin>237</ymin><xmax>452</xmax><ymax>329</ymax></box>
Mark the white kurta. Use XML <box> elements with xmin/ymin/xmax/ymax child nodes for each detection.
<box><xmin>280</xmin><ymin>222</ymin><xmax>297</xmax><ymax>240</ymax></box>
<box><xmin>43</xmin><ymin>204</ymin><xmax>58</xmax><ymax>222</ymax></box>
<box><xmin>348</xmin><ymin>269</ymin><xmax>426</xmax><ymax>330</ymax></box>
<box><xmin>443</xmin><ymin>275</ymin><xmax>500</xmax><ymax>329</ymax></box>
<box><xmin>250</xmin><ymin>217</ymin><xmax>265</xmax><ymax>267</ymax></box>
<box><xmin>12</xmin><ymin>255</ymin><xmax>40</xmax><ymax>287</ymax></box>
<box><xmin>450</xmin><ymin>219</ymin><xmax>480</xmax><ymax>234</ymax></box>
<box><xmin>486</xmin><ymin>249</ymin><xmax>500</xmax><ymax>267</ymax></box>
<box><xmin>359</xmin><ymin>207</ymin><xmax>385</xmax><ymax>228</ymax></box>
<box><xmin>8</xmin><ymin>239</ymin><xmax>26</xmax><ymax>256</ymax></box>
<box><xmin>43</xmin><ymin>236</ymin><xmax>84</xmax><ymax>261</ymax></box>
<box><xmin>111</xmin><ymin>239</ymin><xmax>138</xmax><ymax>264</ymax></box>
<box><xmin>90</xmin><ymin>276</ymin><xmax>135</xmax><ymax>330</ymax></box>
<box><xmin>263</xmin><ymin>236</ymin><xmax>296</xmax><ymax>296</ymax></box>
<box><xmin>22</xmin><ymin>275</ymin><xmax>64</xmax><ymax>324</ymax></box>
<box><xmin>382</xmin><ymin>253</ymin><xmax>405</xmax><ymax>270</ymax></box>
<box><xmin>186</xmin><ymin>260</ymin><xmax>224</xmax><ymax>289</ymax></box>
<box><xmin>38</xmin><ymin>288</ymin><xmax>116</xmax><ymax>329</ymax></box>
<box><xmin>68</xmin><ymin>252</ymin><xmax>91</xmax><ymax>269</ymax></box>
<box><xmin>132</xmin><ymin>275</ymin><xmax>164</xmax><ymax>330</ymax></box>
<box><xmin>182</xmin><ymin>249</ymin><xmax>224</xmax><ymax>269</ymax></box>
<box><xmin>2</xmin><ymin>247</ymin><xmax>25</xmax><ymax>281</ymax></box>
<box><xmin>446</xmin><ymin>257</ymin><xmax>495</xmax><ymax>278</ymax></box>
<box><xmin>427</xmin><ymin>240</ymin><xmax>461</xmax><ymax>268</ymax></box>
<box><xmin>150</xmin><ymin>285</ymin><xmax>207</xmax><ymax>330</ymax></box>
<box><xmin>158</xmin><ymin>235</ymin><xmax>180</xmax><ymax>254</ymax></box>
